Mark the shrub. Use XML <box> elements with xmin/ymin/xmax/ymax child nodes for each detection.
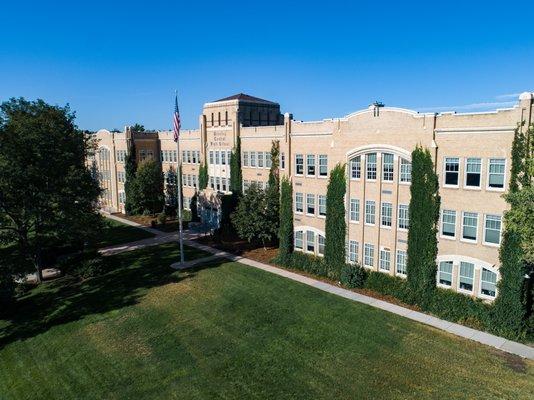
<box><xmin>364</xmin><ymin>272</ymin><xmax>411</xmax><ymax>303</ymax></box>
<box><xmin>60</xmin><ymin>251</ymin><xmax>107</xmax><ymax>280</ymax></box>
<box><xmin>340</xmin><ymin>263</ymin><xmax>367</xmax><ymax>288</ymax></box>
<box><xmin>157</xmin><ymin>212</ymin><xmax>167</xmax><ymax>225</ymax></box>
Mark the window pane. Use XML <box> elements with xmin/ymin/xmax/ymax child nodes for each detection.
<box><xmin>296</xmin><ymin>154</ymin><xmax>304</xmax><ymax>175</ymax></box>
<box><xmin>351</xmin><ymin>156</ymin><xmax>361</xmax><ymax>179</ymax></box>
<box><xmin>365</xmin><ymin>201</ymin><xmax>375</xmax><ymax>224</ymax></box>
<box><xmin>306</xmin><ymin>194</ymin><xmax>315</xmax><ymax>215</ymax></box>
<box><xmin>306</xmin><ymin>231</ymin><xmax>315</xmax><ymax>252</ymax></box>
<box><xmin>484</xmin><ymin>215</ymin><xmax>501</xmax><ymax>244</ymax></box>
<box><xmin>400</xmin><ymin>159</ymin><xmax>411</xmax><ymax>183</ymax></box>
<box><xmin>366</xmin><ymin>153</ymin><xmax>377</xmax><ymax>180</ymax></box>
<box><xmin>382</xmin><ymin>153</ymin><xmax>394</xmax><ymax>181</ymax></box>
<box><xmin>319</xmin><ymin>155</ymin><xmax>328</xmax><ymax>176</ymax></box>
<box><xmin>459</xmin><ymin>262</ymin><xmax>474</xmax><ymax>291</ymax></box>
<box><xmin>488</xmin><ymin>158</ymin><xmax>505</xmax><ymax>188</ymax></box>
<box><xmin>307</xmin><ymin>155</ymin><xmax>316</xmax><ymax>176</ymax></box>
<box><xmin>396</xmin><ymin>250</ymin><xmax>407</xmax><ymax>275</ymax></box>
<box><xmin>462</xmin><ymin>212</ymin><xmax>478</xmax><ymax>241</ymax></box>
<box><xmin>445</xmin><ymin>157</ymin><xmax>459</xmax><ymax>185</ymax></box>
<box><xmin>350</xmin><ymin>198</ymin><xmax>360</xmax><ymax>222</ymax></box>
<box><xmin>381</xmin><ymin>202</ymin><xmax>392</xmax><ymax>227</ymax></box>
<box><xmin>442</xmin><ymin>210</ymin><xmax>456</xmax><ymax>237</ymax></box>
<box><xmin>481</xmin><ymin>268</ymin><xmax>497</xmax><ymax>297</ymax></box>
<box><xmin>439</xmin><ymin>261</ymin><xmax>453</xmax><ymax>286</ymax></box>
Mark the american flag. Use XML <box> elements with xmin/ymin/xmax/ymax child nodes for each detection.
<box><xmin>173</xmin><ymin>93</ymin><xmax>181</xmax><ymax>142</ymax></box>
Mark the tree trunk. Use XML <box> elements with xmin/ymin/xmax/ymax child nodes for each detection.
<box><xmin>34</xmin><ymin>251</ymin><xmax>44</xmax><ymax>284</ymax></box>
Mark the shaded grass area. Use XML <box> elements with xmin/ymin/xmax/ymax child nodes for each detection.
<box><xmin>0</xmin><ymin>244</ymin><xmax>533</xmax><ymax>399</ymax></box>
<box><xmin>94</xmin><ymin>218</ymin><xmax>155</xmax><ymax>248</ymax></box>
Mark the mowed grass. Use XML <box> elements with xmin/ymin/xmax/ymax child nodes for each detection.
<box><xmin>94</xmin><ymin>218</ymin><xmax>155</xmax><ymax>248</ymax></box>
<box><xmin>0</xmin><ymin>244</ymin><xmax>533</xmax><ymax>399</ymax></box>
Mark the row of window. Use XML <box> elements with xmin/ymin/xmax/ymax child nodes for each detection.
<box><xmin>444</xmin><ymin>157</ymin><xmax>505</xmax><ymax>190</ymax></box>
<box><xmin>295</xmin><ymin>193</ymin><xmax>327</xmax><ymax>216</ymax></box>
<box><xmin>243</xmin><ymin>180</ymin><xmax>267</xmax><ymax>191</ymax></box>
<box><xmin>160</xmin><ymin>150</ymin><xmax>178</xmax><ymax>163</ymax></box>
<box><xmin>181</xmin><ymin>150</ymin><xmax>200</xmax><ymax>164</ymax></box>
<box><xmin>438</xmin><ymin>261</ymin><xmax>497</xmax><ymax>298</ymax></box>
<box><xmin>242</xmin><ymin>151</ymin><xmax>272</xmax><ymax>169</ymax></box>
<box><xmin>116</xmin><ymin>150</ymin><xmax>127</xmax><ymax>162</ymax></box>
<box><xmin>183</xmin><ymin>174</ymin><xmax>198</xmax><ymax>188</ymax></box>
<box><xmin>294</xmin><ymin>230</ymin><xmax>325</xmax><ymax>256</ymax></box>
<box><xmin>295</xmin><ymin>154</ymin><xmax>328</xmax><ymax>177</ymax></box>
<box><xmin>209</xmin><ymin>176</ymin><xmax>230</xmax><ymax>192</ymax></box>
<box><xmin>208</xmin><ymin>150</ymin><xmax>232</xmax><ymax>166</ymax></box>
<box><xmin>347</xmin><ymin>153</ymin><xmax>412</xmax><ymax>183</ymax></box>
<box><xmin>441</xmin><ymin>210</ymin><xmax>502</xmax><ymax>245</ymax></box>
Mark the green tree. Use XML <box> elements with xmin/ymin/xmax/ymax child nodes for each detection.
<box><xmin>324</xmin><ymin>163</ymin><xmax>346</xmax><ymax>278</ymax></box>
<box><xmin>265</xmin><ymin>140</ymin><xmax>280</xmax><ymax>240</ymax></box>
<box><xmin>124</xmin><ymin>138</ymin><xmax>138</xmax><ymax>215</ymax></box>
<box><xmin>493</xmin><ymin>123</ymin><xmax>533</xmax><ymax>337</ymax></box>
<box><xmin>230</xmin><ymin>137</ymin><xmax>243</xmax><ymax>195</ymax></box>
<box><xmin>133</xmin><ymin>160</ymin><xmax>165</xmax><ymax>215</ymax></box>
<box><xmin>165</xmin><ymin>166</ymin><xmax>178</xmax><ymax>216</ymax></box>
<box><xmin>198</xmin><ymin>162</ymin><xmax>208</xmax><ymax>190</ymax></box>
<box><xmin>278</xmin><ymin>176</ymin><xmax>293</xmax><ymax>263</ymax></box>
<box><xmin>130</xmin><ymin>123</ymin><xmax>145</xmax><ymax>133</ymax></box>
<box><xmin>231</xmin><ymin>183</ymin><xmax>272</xmax><ymax>246</ymax></box>
<box><xmin>406</xmin><ymin>146</ymin><xmax>440</xmax><ymax>306</ymax></box>
<box><xmin>0</xmin><ymin>98</ymin><xmax>102</xmax><ymax>283</ymax></box>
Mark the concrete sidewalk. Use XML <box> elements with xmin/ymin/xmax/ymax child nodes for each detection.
<box><xmin>102</xmin><ymin>213</ymin><xmax>534</xmax><ymax>361</ymax></box>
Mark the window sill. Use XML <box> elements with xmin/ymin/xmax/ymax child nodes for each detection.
<box><xmin>306</xmin><ymin>213</ymin><xmax>315</xmax><ymax>217</ymax></box>
<box><xmin>365</xmin><ymin>223</ymin><xmax>376</xmax><ymax>227</ymax></box>
<box><xmin>463</xmin><ymin>186</ymin><xmax>481</xmax><ymax>191</ymax></box>
<box><xmin>460</xmin><ymin>238</ymin><xmax>478</xmax><ymax>245</ymax></box>
<box><xmin>440</xmin><ymin>234</ymin><xmax>456</xmax><ymax>241</ymax></box>
<box><xmin>349</xmin><ymin>220</ymin><xmax>360</xmax><ymax>224</ymax></box>
<box><xmin>437</xmin><ymin>283</ymin><xmax>452</xmax><ymax>290</ymax></box>
<box><xmin>380</xmin><ymin>225</ymin><xmax>392</xmax><ymax>230</ymax></box>
<box><xmin>443</xmin><ymin>184</ymin><xmax>460</xmax><ymax>189</ymax></box>
<box><xmin>482</xmin><ymin>241</ymin><xmax>500</xmax><ymax>248</ymax></box>
<box><xmin>486</xmin><ymin>187</ymin><xmax>505</xmax><ymax>192</ymax></box>
<box><xmin>397</xmin><ymin>227</ymin><xmax>408</xmax><ymax>232</ymax></box>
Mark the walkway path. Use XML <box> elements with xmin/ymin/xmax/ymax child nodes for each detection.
<box><xmin>103</xmin><ymin>214</ymin><xmax>534</xmax><ymax>361</ymax></box>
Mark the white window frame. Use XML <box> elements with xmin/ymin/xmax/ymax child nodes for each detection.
<box><xmin>243</xmin><ymin>151</ymin><xmax>249</xmax><ymax>167</ymax></box>
<box><xmin>396</xmin><ymin>250</ymin><xmax>407</xmax><ymax>277</ymax></box>
<box><xmin>349</xmin><ymin>198</ymin><xmax>360</xmax><ymax>223</ymax></box>
<box><xmin>461</xmin><ymin>211</ymin><xmax>478</xmax><ymax>243</ymax></box>
<box><xmin>295</xmin><ymin>192</ymin><xmax>304</xmax><ymax>214</ymax></box>
<box><xmin>379</xmin><ymin>248</ymin><xmax>391</xmax><ymax>272</ymax></box>
<box><xmin>364</xmin><ymin>243</ymin><xmax>374</xmax><ymax>268</ymax></box>
<box><xmin>464</xmin><ymin>157</ymin><xmax>482</xmax><ymax>190</ymax></box>
<box><xmin>365</xmin><ymin>200</ymin><xmax>375</xmax><ymax>226</ymax></box>
<box><xmin>483</xmin><ymin>214</ymin><xmax>502</xmax><ymax>247</ymax></box>
<box><xmin>258</xmin><ymin>151</ymin><xmax>264</xmax><ymax>168</ymax></box>
<box><xmin>479</xmin><ymin>267</ymin><xmax>498</xmax><ymax>299</ymax></box>
<box><xmin>441</xmin><ymin>209</ymin><xmax>457</xmax><ymax>240</ymax></box>
<box><xmin>397</xmin><ymin>204</ymin><xmax>409</xmax><ymax>231</ymax></box>
<box><xmin>366</xmin><ymin>153</ymin><xmax>377</xmax><ymax>181</ymax></box>
<box><xmin>317</xmin><ymin>235</ymin><xmax>325</xmax><ymax>256</ymax></box>
<box><xmin>294</xmin><ymin>231</ymin><xmax>303</xmax><ymax>250</ymax></box>
<box><xmin>400</xmin><ymin>159</ymin><xmax>411</xmax><ymax>184</ymax></box>
<box><xmin>382</xmin><ymin>153</ymin><xmax>394</xmax><ymax>182</ymax></box>
<box><xmin>306</xmin><ymin>231</ymin><xmax>315</xmax><ymax>254</ymax></box>
<box><xmin>458</xmin><ymin>261</ymin><xmax>475</xmax><ymax>293</ymax></box>
<box><xmin>348</xmin><ymin>240</ymin><xmax>358</xmax><ymax>263</ymax></box>
<box><xmin>437</xmin><ymin>261</ymin><xmax>453</xmax><ymax>288</ymax></box>
<box><xmin>318</xmin><ymin>195</ymin><xmax>326</xmax><ymax>218</ymax></box>
<box><xmin>250</xmin><ymin>151</ymin><xmax>257</xmax><ymax>167</ymax></box>
<box><xmin>318</xmin><ymin>154</ymin><xmax>328</xmax><ymax>177</ymax></box>
<box><xmin>443</xmin><ymin>157</ymin><xmax>460</xmax><ymax>188</ymax></box>
<box><xmin>350</xmin><ymin>156</ymin><xmax>361</xmax><ymax>180</ymax></box>
<box><xmin>306</xmin><ymin>194</ymin><xmax>315</xmax><ymax>216</ymax></box>
<box><xmin>306</xmin><ymin>154</ymin><xmax>316</xmax><ymax>177</ymax></box>
<box><xmin>295</xmin><ymin>154</ymin><xmax>304</xmax><ymax>176</ymax></box>
<box><xmin>381</xmin><ymin>202</ymin><xmax>392</xmax><ymax>228</ymax></box>
<box><xmin>486</xmin><ymin>158</ymin><xmax>506</xmax><ymax>191</ymax></box>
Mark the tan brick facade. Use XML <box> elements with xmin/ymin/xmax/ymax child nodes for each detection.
<box><xmin>92</xmin><ymin>92</ymin><xmax>534</xmax><ymax>301</ymax></box>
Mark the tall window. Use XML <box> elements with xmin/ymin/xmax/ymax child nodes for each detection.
<box><xmin>221</xmin><ymin>151</ymin><xmax>226</xmax><ymax>165</ymax></box>
<box><xmin>379</xmin><ymin>249</ymin><xmax>391</xmax><ymax>271</ymax></box>
<box><xmin>295</xmin><ymin>154</ymin><xmax>304</xmax><ymax>175</ymax></box>
<box><xmin>215</xmin><ymin>151</ymin><xmax>220</xmax><ymax>165</ymax></box>
<box><xmin>481</xmin><ymin>268</ymin><xmax>497</xmax><ymax>297</ymax></box>
<box><xmin>441</xmin><ymin>210</ymin><xmax>456</xmax><ymax>238</ymax></box>
<box><xmin>366</xmin><ymin>153</ymin><xmax>377</xmax><ymax>180</ymax></box>
<box><xmin>258</xmin><ymin>152</ymin><xmax>264</xmax><ymax>168</ymax></box>
<box><xmin>350</xmin><ymin>199</ymin><xmax>360</xmax><ymax>222</ymax></box>
<box><xmin>484</xmin><ymin>215</ymin><xmax>502</xmax><ymax>245</ymax></box>
<box><xmin>351</xmin><ymin>156</ymin><xmax>361</xmax><ymax>179</ymax></box>
<box><xmin>459</xmin><ymin>262</ymin><xmax>474</xmax><ymax>291</ymax></box>
<box><xmin>444</xmin><ymin>157</ymin><xmax>460</xmax><ymax>186</ymax></box>
<box><xmin>465</xmin><ymin>158</ymin><xmax>481</xmax><ymax>188</ymax></box>
<box><xmin>438</xmin><ymin>261</ymin><xmax>453</xmax><ymax>286</ymax></box>
<box><xmin>396</xmin><ymin>250</ymin><xmax>407</xmax><ymax>275</ymax></box>
<box><xmin>349</xmin><ymin>240</ymin><xmax>358</xmax><ymax>263</ymax></box>
<box><xmin>265</xmin><ymin>152</ymin><xmax>272</xmax><ymax>168</ymax></box>
<box><xmin>294</xmin><ymin>231</ymin><xmax>303</xmax><ymax>250</ymax></box>
<box><xmin>462</xmin><ymin>212</ymin><xmax>478</xmax><ymax>241</ymax></box>
<box><xmin>118</xmin><ymin>191</ymin><xmax>125</xmax><ymax>204</ymax></box>
<box><xmin>250</xmin><ymin>151</ymin><xmax>257</xmax><ymax>167</ymax></box>
<box><xmin>318</xmin><ymin>235</ymin><xmax>325</xmax><ymax>256</ymax></box>
<box><xmin>398</xmin><ymin>204</ymin><xmax>409</xmax><ymax>230</ymax></box>
<box><xmin>306</xmin><ymin>194</ymin><xmax>315</xmax><ymax>215</ymax></box>
<box><xmin>381</xmin><ymin>202</ymin><xmax>392</xmax><ymax>227</ymax></box>
<box><xmin>365</xmin><ymin>200</ymin><xmax>375</xmax><ymax>225</ymax></box>
<box><xmin>307</xmin><ymin>154</ymin><xmax>316</xmax><ymax>176</ymax></box>
<box><xmin>319</xmin><ymin>155</ymin><xmax>328</xmax><ymax>177</ymax></box>
<box><xmin>364</xmin><ymin>243</ymin><xmax>374</xmax><ymax>267</ymax></box>
<box><xmin>209</xmin><ymin>151</ymin><xmax>214</xmax><ymax>165</ymax></box>
<box><xmin>382</xmin><ymin>153</ymin><xmax>394</xmax><ymax>181</ymax></box>
<box><xmin>400</xmin><ymin>159</ymin><xmax>411</xmax><ymax>183</ymax></box>
<box><xmin>243</xmin><ymin>151</ymin><xmax>249</xmax><ymax>167</ymax></box>
<box><xmin>295</xmin><ymin>193</ymin><xmax>303</xmax><ymax>213</ymax></box>
<box><xmin>488</xmin><ymin>158</ymin><xmax>505</xmax><ymax>189</ymax></box>
<box><xmin>306</xmin><ymin>231</ymin><xmax>315</xmax><ymax>252</ymax></box>
<box><xmin>281</xmin><ymin>152</ymin><xmax>285</xmax><ymax>169</ymax></box>
<box><xmin>318</xmin><ymin>195</ymin><xmax>327</xmax><ymax>217</ymax></box>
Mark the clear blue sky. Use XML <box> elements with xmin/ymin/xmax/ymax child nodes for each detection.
<box><xmin>1</xmin><ymin>1</ymin><xmax>533</xmax><ymax>131</ymax></box>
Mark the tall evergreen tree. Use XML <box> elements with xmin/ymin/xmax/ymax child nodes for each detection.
<box><xmin>265</xmin><ymin>140</ymin><xmax>280</xmax><ymax>241</ymax></box>
<box><xmin>230</xmin><ymin>137</ymin><xmax>243</xmax><ymax>195</ymax></box>
<box><xmin>198</xmin><ymin>162</ymin><xmax>208</xmax><ymax>190</ymax></box>
<box><xmin>133</xmin><ymin>160</ymin><xmax>165</xmax><ymax>215</ymax></box>
<box><xmin>278</xmin><ymin>176</ymin><xmax>293</xmax><ymax>263</ymax></box>
<box><xmin>324</xmin><ymin>163</ymin><xmax>346</xmax><ymax>278</ymax></box>
<box><xmin>124</xmin><ymin>138</ymin><xmax>138</xmax><ymax>215</ymax></box>
<box><xmin>494</xmin><ymin>123</ymin><xmax>533</xmax><ymax>337</ymax></box>
<box><xmin>406</xmin><ymin>146</ymin><xmax>440</xmax><ymax>306</ymax></box>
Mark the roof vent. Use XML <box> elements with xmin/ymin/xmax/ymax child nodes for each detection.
<box><xmin>372</xmin><ymin>101</ymin><xmax>385</xmax><ymax>117</ymax></box>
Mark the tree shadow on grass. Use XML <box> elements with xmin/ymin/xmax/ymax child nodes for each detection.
<box><xmin>0</xmin><ymin>243</ymin><xmax>220</xmax><ymax>349</ymax></box>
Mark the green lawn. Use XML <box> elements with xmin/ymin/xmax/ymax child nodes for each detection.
<box><xmin>94</xmin><ymin>218</ymin><xmax>155</xmax><ymax>248</ymax></box>
<box><xmin>0</xmin><ymin>244</ymin><xmax>533</xmax><ymax>400</ymax></box>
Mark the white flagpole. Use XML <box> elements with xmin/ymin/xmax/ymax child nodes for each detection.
<box><xmin>175</xmin><ymin>92</ymin><xmax>185</xmax><ymax>265</ymax></box>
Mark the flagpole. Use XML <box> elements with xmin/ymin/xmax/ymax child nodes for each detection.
<box><xmin>175</xmin><ymin>92</ymin><xmax>185</xmax><ymax>265</ymax></box>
